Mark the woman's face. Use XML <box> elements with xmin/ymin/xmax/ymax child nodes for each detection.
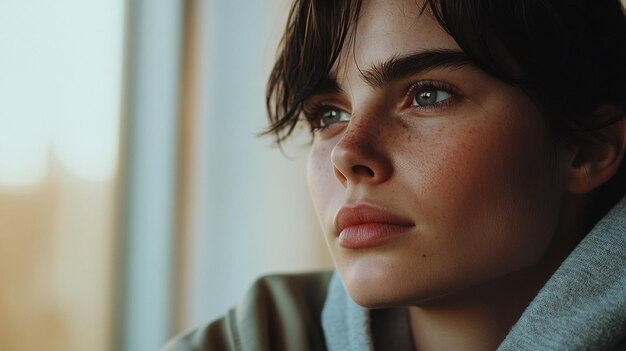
<box><xmin>306</xmin><ymin>0</ymin><xmax>568</xmax><ymax>307</ymax></box>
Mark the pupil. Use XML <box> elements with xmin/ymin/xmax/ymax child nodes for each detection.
<box><xmin>322</xmin><ymin>110</ymin><xmax>339</xmax><ymax>125</ymax></box>
<box><xmin>325</xmin><ymin>110</ymin><xmax>337</xmax><ymax>122</ymax></box>
<box><xmin>419</xmin><ymin>91</ymin><xmax>436</xmax><ymax>105</ymax></box>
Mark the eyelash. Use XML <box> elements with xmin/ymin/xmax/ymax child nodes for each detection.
<box><xmin>304</xmin><ymin>80</ymin><xmax>457</xmax><ymax>132</ymax></box>
<box><xmin>406</xmin><ymin>80</ymin><xmax>457</xmax><ymax>111</ymax></box>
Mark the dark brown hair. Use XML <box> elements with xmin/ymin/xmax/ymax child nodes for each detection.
<box><xmin>265</xmin><ymin>0</ymin><xmax>626</xmax><ymax>215</ymax></box>
<box><xmin>264</xmin><ymin>1</ymin><xmax>362</xmax><ymax>143</ymax></box>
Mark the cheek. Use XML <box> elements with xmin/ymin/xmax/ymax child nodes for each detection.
<box><xmin>411</xmin><ymin>111</ymin><xmax>561</xmax><ymax>276</ymax></box>
<box><xmin>345</xmin><ymin>116</ymin><xmax>564</xmax><ymax>305</ymax></box>
<box><xmin>307</xmin><ymin>142</ymin><xmax>340</xmax><ymax>230</ymax></box>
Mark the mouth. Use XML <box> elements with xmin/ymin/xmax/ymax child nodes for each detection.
<box><xmin>334</xmin><ymin>204</ymin><xmax>415</xmax><ymax>249</ymax></box>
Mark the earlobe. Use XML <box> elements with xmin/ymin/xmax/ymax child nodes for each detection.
<box><xmin>565</xmin><ymin>105</ymin><xmax>626</xmax><ymax>194</ymax></box>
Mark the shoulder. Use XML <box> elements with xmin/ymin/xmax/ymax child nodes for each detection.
<box><xmin>162</xmin><ymin>270</ymin><xmax>334</xmax><ymax>351</ymax></box>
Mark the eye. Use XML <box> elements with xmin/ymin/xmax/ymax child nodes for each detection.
<box><xmin>320</xmin><ymin>108</ymin><xmax>350</xmax><ymax>126</ymax></box>
<box><xmin>308</xmin><ymin>105</ymin><xmax>351</xmax><ymax>130</ymax></box>
<box><xmin>412</xmin><ymin>89</ymin><xmax>452</xmax><ymax>107</ymax></box>
<box><xmin>408</xmin><ymin>81</ymin><xmax>456</xmax><ymax>110</ymax></box>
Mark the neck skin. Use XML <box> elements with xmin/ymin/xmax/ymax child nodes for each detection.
<box><xmin>409</xmin><ymin>197</ymin><xmax>586</xmax><ymax>351</ymax></box>
<box><xmin>408</xmin><ymin>265</ymin><xmax>553</xmax><ymax>351</ymax></box>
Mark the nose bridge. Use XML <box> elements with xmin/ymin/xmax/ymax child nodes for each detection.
<box><xmin>338</xmin><ymin>112</ymin><xmax>379</xmax><ymax>152</ymax></box>
<box><xmin>331</xmin><ymin>109</ymin><xmax>392</xmax><ymax>186</ymax></box>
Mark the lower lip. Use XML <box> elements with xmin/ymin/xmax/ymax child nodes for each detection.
<box><xmin>338</xmin><ymin>223</ymin><xmax>413</xmax><ymax>249</ymax></box>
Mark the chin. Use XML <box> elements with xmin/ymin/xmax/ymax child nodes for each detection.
<box><xmin>344</xmin><ymin>284</ymin><xmax>401</xmax><ymax>308</ymax></box>
<box><xmin>337</xmin><ymin>257</ymin><xmax>507</xmax><ymax>309</ymax></box>
<box><xmin>344</xmin><ymin>279</ymin><xmax>438</xmax><ymax>309</ymax></box>
<box><xmin>338</xmin><ymin>260</ymin><xmax>436</xmax><ymax>308</ymax></box>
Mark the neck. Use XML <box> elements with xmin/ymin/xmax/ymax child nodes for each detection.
<box><xmin>409</xmin><ymin>232</ymin><xmax>580</xmax><ymax>351</ymax></box>
<box><xmin>408</xmin><ymin>270</ymin><xmax>542</xmax><ymax>350</ymax></box>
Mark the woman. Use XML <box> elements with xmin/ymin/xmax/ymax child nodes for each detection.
<box><xmin>165</xmin><ymin>0</ymin><xmax>626</xmax><ymax>349</ymax></box>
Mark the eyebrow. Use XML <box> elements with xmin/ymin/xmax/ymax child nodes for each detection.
<box><xmin>307</xmin><ymin>49</ymin><xmax>473</xmax><ymax>98</ymax></box>
<box><xmin>361</xmin><ymin>49</ymin><xmax>473</xmax><ymax>88</ymax></box>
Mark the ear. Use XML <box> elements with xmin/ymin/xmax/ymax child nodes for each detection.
<box><xmin>565</xmin><ymin>104</ymin><xmax>626</xmax><ymax>194</ymax></box>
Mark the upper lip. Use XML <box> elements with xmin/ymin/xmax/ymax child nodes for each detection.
<box><xmin>334</xmin><ymin>204</ymin><xmax>414</xmax><ymax>234</ymax></box>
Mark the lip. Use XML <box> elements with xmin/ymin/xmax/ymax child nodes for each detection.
<box><xmin>334</xmin><ymin>204</ymin><xmax>415</xmax><ymax>249</ymax></box>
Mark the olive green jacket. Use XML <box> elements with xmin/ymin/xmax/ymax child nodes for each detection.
<box><xmin>162</xmin><ymin>271</ymin><xmax>334</xmax><ymax>351</ymax></box>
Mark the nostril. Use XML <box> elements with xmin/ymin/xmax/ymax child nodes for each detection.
<box><xmin>334</xmin><ymin>167</ymin><xmax>348</xmax><ymax>187</ymax></box>
<box><xmin>352</xmin><ymin>165</ymin><xmax>375</xmax><ymax>177</ymax></box>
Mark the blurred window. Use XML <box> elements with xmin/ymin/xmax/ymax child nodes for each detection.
<box><xmin>0</xmin><ymin>1</ymin><xmax>125</xmax><ymax>351</ymax></box>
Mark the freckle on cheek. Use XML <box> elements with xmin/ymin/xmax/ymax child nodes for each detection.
<box><xmin>386</xmin><ymin>129</ymin><xmax>394</xmax><ymax>140</ymax></box>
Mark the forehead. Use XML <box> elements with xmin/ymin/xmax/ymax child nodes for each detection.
<box><xmin>333</xmin><ymin>0</ymin><xmax>462</xmax><ymax>80</ymax></box>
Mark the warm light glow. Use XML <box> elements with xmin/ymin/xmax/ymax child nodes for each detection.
<box><xmin>0</xmin><ymin>0</ymin><xmax>124</xmax><ymax>186</ymax></box>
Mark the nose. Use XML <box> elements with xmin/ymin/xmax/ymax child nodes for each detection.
<box><xmin>330</xmin><ymin>118</ymin><xmax>393</xmax><ymax>188</ymax></box>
